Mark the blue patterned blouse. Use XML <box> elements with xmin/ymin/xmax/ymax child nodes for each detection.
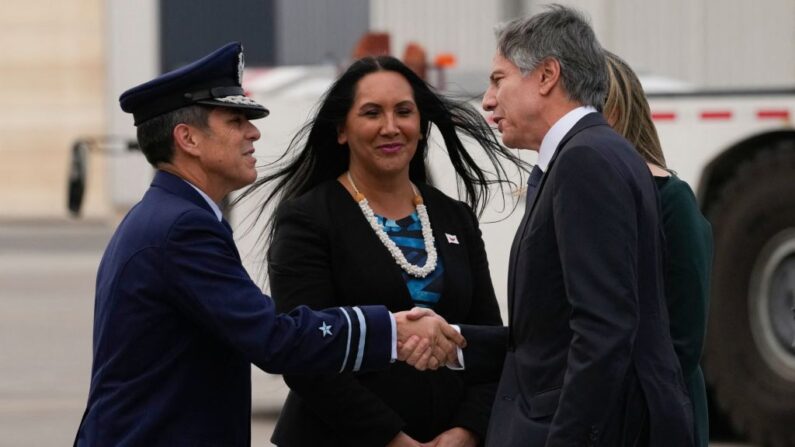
<box><xmin>374</xmin><ymin>211</ymin><xmax>444</xmax><ymax>308</ymax></box>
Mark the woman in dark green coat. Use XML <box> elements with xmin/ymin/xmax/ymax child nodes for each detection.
<box><xmin>603</xmin><ymin>50</ymin><xmax>714</xmax><ymax>447</ymax></box>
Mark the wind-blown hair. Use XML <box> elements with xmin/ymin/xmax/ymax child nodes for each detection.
<box><xmin>603</xmin><ymin>50</ymin><xmax>667</xmax><ymax>168</ymax></box>
<box><xmin>235</xmin><ymin>55</ymin><xmax>524</xmax><ymax>250</ymax></box>
<box><xmin>495</xmin><ymin>4</ymin><xmax>607</xmax><ymax>109</ymax></box>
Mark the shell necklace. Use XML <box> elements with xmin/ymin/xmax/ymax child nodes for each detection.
<box><xmin>346</xmin><ymin>171</ymin><xmax>437</xmax><ymax>278</ymax></box>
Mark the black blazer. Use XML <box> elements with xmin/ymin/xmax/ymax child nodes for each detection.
<box><xmin>268</xmin><ymin>180</ymin><xmax>503</xmax><ymax>447</ymax></box>
<box><xmin>462</xmin><ymin>113</ymin><xmax>694</xmax><ymax>447</ymax></box>
<box><xmin>74</xmin><ymin>172</ymin><xmax>393</xmax><ymax>447</ymax></box>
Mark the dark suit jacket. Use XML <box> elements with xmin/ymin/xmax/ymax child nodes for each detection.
<box><xmin>268</xmin><ymin>180</ymin><xmax>503</xmax><ymax>447</ymax></box>
<box><xmin>462</xmin><ymin>113</ymin><xmax>694</xmax><ymax>447</ymax></box>
<box><xmin>74</xmin><ymin>171</ymin><xmax>393</xmax><ymax>447</ymax></box>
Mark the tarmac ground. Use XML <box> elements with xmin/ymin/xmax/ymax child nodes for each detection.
<box><xmin>0</xmin><ymin>219</ymin><xmax>753</xmax><ymax>446</ymax></box>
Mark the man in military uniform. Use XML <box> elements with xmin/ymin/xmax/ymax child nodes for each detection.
<box><xmin>74</xmin><ymin>42</ymin><xmax>463</xmax><ymax>446</ymax></box>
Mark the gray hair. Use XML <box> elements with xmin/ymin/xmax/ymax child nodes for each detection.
<box><xmin>136</xmin><ymin>105</ymin><xmax>212</xmax><ymax>167</ymax></box>
<box><xmin>496</xmin><ymin>4</ymin><xmax>607</xmax><ymax>109</ymax></box>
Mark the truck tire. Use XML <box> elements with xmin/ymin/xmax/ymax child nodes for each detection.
<box><xmin>705</xmin><ymin>142</ymin><xmax>795</xmax><ymax>447</ymax></box>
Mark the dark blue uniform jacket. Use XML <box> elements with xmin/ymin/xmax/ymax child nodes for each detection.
<box><xmin>74</xmin><ymin>171</ymin><xmax>392</xmax><ymax>446</ymax></box>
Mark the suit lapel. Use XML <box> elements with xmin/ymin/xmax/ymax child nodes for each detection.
<box><xmin>544</xmin><ymin>112</ymin><xmax>607</xmax><ymax>174</ymax></box>
<box><xmin>506</xmin><ymin>113</ymin><xmax>607</xmax><ymax>329</ymax></box>
<box><xmin>507</xmin><ymin>199</ymin><xmax>530</xmax><ymax>307</ymax></box>
<box><xmin>527</xmin><ymin>113</ymin><xmax>606</xmax><ymax>218</ymax></box>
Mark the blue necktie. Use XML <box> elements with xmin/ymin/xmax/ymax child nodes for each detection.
<box><xmin>525</xmin><ymin>165</ymin><xmax>544</xmax><ymax>211</ymax></box>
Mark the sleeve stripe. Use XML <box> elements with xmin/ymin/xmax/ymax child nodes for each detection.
<box><xmin>338</xmin><ymin>307</ymin><xmax>353</xmax><ymax>373</ymax></box>
<box><xmin>352</xmin><ymin>306</ymin><xmax>367</xmax><ymax>372</ymax></box>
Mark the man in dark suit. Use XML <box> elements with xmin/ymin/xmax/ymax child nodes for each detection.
<box><xmin>73</xmin><ymin>42</ymin><xmax>464</xmax><ymax>447</ymax></box>
<box><xmin>454</xmin><ymin>6</ymin><xmax>694</xmax><ymax>447</ymax></box>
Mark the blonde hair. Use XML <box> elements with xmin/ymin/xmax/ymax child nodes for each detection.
<box><xmin>603</xmin><ymin>50</ymin><xmax>667</xmax><ymax>168</ymax></box>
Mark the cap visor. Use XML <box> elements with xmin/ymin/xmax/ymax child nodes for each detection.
<box><xmin>196</xmin><ymin>96</ymin><xmax>269</xmax><ymax>119</ymax></box>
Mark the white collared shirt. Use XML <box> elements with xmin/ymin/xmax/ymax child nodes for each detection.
<box><xmin>183</xmin><ymin>180</ymin><xmax>223</xmax><ymax>222</ymax></box>
<box><xmin>536</xmin><ymin>106</ymin><xmax>598</xmax><ymax>173</ymax></box>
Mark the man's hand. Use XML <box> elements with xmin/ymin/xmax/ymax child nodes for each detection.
<box><xmin>394</xmin><ymin>307</ymin><xmax>465</xmax><ymax>370</ymax></box>
<box><xmin>419</xmin><ymin>427</ymin><xmax>478</xmax><ymax>447</ymax></box>
<box><xmin>386</xmin><ymin>431</ymin><xmax>423</xmax><ymax>447</ymax></box>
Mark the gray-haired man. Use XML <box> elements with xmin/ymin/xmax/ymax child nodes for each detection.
<box><xmin>458</xmin><ymin>5</ymin><xmax>694</xmax><ymax>446</ymax></box>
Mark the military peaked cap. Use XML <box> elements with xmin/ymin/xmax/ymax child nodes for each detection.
<box><xmin>119</xmin><ymin>42</ymin><xmax>269</xmax><ymax>125</ymax></box>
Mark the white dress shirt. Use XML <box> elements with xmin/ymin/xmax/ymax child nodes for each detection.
<box><xmin>536</xmin><ymin>105</ymin><xmax>598</xmax><ymax>172</ymax></box>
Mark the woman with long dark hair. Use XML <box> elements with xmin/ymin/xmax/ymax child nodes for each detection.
<box><xmin>242</xmin><ymin>55</ymin><xmax>523</xmax><ymax>447</ymax></box>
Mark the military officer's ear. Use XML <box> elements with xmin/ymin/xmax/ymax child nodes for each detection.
<box><xmin>173</xmin><ymin>123</ymin><xmax>203</xmax><ymax>157</ymax></box>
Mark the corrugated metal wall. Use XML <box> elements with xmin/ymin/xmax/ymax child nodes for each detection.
<box><xmin>581</xmin><ymin>0</ymin><xmax>795</xmax><ymax>88</ymax></box>
<box><xmin>370</xmin><ymin>0</ymin><xmax>795</xmax><ymax>88</ymax></box>
<box><xmin>700</xmin><ymin>0</ymin><xmax>794</xmax><ymax>87</ymax></box>
<box><xmin>277</xmin><ymin>0</ymin><xmax>370</xmax><ymax>65</ymax></box>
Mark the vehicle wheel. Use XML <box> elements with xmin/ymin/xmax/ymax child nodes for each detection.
<box><xmin>705</xmin><ymin>142</ymin><xmax>795</xmax><ymax>447</ymax></box>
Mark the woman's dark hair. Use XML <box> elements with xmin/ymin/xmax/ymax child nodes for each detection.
<box><xmin>235</xmin><ymin>55</ymin><xmax>525</xmax><ymax>247</ymax></box>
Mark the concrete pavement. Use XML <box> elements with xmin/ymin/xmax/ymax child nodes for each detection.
<box><xmin>0</xmin><ymin>220</ymin><xmax>752</xmax><ymax>446</ymax></box>
<box><xmin>0</xmin><ymin>220</ymin><xmax>284</xmax><ymax>446</ymax></box>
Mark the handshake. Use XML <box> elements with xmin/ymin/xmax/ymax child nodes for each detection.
<box><xmin>394</xmin><ymin>308</ymin><xmax>465</xmax><ymax>371</ymax></box>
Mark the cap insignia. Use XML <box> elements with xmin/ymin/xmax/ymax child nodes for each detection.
<box><xmin>237</xmin><ymin>49</ymin><xmax>245</xmax><ymax>85</ymax></box>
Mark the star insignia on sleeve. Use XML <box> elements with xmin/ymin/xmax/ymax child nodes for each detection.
<box><xmin>319</xmin><ymin>321</ymin><xmax>332</xmax><ymax>337</ymax></box>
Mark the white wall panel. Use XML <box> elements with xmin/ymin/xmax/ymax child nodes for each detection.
<box><xmin>604</xmin><ymin>0</ymin><xmax>706</xmax><ymax>83</ymax></box>
<box><xmin>529</xmin><ymin>0</ymin><xmax>794</xmax><ymax>88</ymax></box>
<box><xmin>105</xmin><ymin>0</ymin><xmax>159</xmax><ymax>213</ymax></box>
<box><xmin>377</xmin><ymin>0</ymin><xmax>794</xmax><ymax>88</ymax></box>
<box><xmin>703</xmin><ymin>0</ymin><xmax>795</xmax><ymax>87</ymax></box>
